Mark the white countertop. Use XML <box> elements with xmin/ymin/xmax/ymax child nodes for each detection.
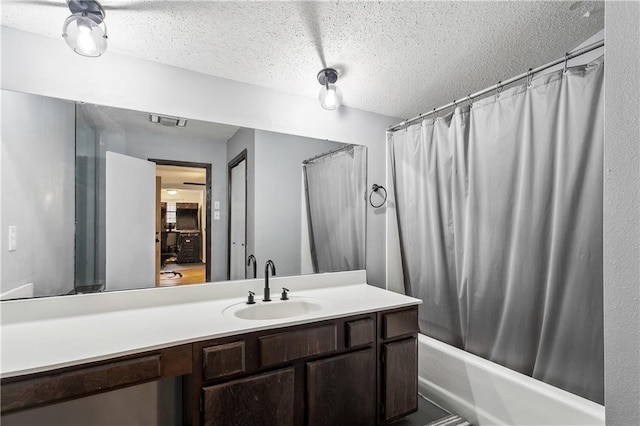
<box><xmin>1</xmin><ymin>271</ymin><xmax>420</xmax><ymax>378</ymax></box>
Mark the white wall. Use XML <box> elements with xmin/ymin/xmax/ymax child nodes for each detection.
<box><xmin>1</xmin><ymin>90</ymin><xmax>75</xmax><ymax>297</ymax></box>
<box><xmin>254</xmin><ymin>130</ymin><xmax>344</xmax><ymax>277</ymax></box>
<box><xmin>603</xmin><ymin>2</ymin><xmax>640</xmax><ymax>425</ymax></box>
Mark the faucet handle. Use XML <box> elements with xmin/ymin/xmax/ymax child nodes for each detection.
<box><xmin>247</xmin><ymin>291</ymin><xmax>256</xmax><ymax>305</ymax></box>
<box><xmin>281</xmin><ymin>287</ymin><xmax>289</xmax><ymax>301</ymax></box>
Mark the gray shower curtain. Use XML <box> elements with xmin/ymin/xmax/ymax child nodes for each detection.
<box><xmin>389</xmin><ymin>57</ymin><xmax>604</xmax><ymax>403</ymax></box>
<box><xmin>304</xmin><ymin>145</ymin><xmax>367</xmax><ymax>273</ymax></box>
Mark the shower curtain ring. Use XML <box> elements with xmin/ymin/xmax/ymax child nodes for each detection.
<box><xmin>526</xmin><ymin>68</ymin><xmax>533</xmax><ymax>87</ymax></box>
<box><xmin>467</xmin><ymin>94</ymin><xmax>473</xmax><ymax>108</ymax></box>
<box><xmin>563</xmin><ymin>52</ymin><xmax>569</xmax><ymax>74</ymax></box>
<box><xmin>496</xmin><ymin>81</ymin><xmax>503</xmax><ymax>98</ymax></box>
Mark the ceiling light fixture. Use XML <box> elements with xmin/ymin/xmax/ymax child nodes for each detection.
<box><xmin>317</xmin><ymin>68</ymin><xmax>343</xmax><ymax>110</ymax></box>
<box><xmin>166</xmin><ymin>189</ymin><xmax>179</xmax><ymax>195</ymax></box>
<box><xmin>62</xmin><ymin>0</ymin><xmax>108</xmax><ymax>57</ymax></box>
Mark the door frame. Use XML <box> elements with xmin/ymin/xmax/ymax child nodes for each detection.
<box><xmin>227</xmin><ymin>150</ymin><xmax>248</xmax><ymax>280</ymax></box>
<box><xmin>148</xmin><ymin>158</ymin><xmax>212</xmax><ymax>283</ymax></box>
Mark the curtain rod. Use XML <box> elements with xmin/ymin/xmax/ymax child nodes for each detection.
<box><xmin>388</xmin><ymin>39</ymin><xmax>604</xmax><ymax>132</ymax></box>
<box><xmin>302</xmin><ymin>143</ymin><xmax>357</xmax><ymax>164</ymax></box>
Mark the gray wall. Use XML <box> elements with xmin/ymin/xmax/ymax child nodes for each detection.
<box><xmin>254</xmin><ymin>130</ymin><xmax>344</xmax><ymax>277</ymax></box>
<box><xmin>1</xmin><ymin>90</ymin><xmax>75</xmax><ymax>297</ymax></box>
<box><xmin>98</xmin><ymin>129</ymin><xmax>229</xmax><ymax>282</ymax></box>
<box><xmin>604</xmin><ymin>2</ymin><xmax>640</xmax><ymax>424</ymax></box>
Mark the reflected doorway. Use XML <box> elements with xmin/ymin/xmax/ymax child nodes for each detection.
<box><xmin>151</xmin><ymin>159</ymin><xmax>212</xmax><ymax>286</ymax></box>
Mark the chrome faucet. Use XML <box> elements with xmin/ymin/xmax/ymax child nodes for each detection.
<box><xmin>247</xmin><ymin>255</ymin><xmax>257</xmax><ymax>279</ymax></box>
<box><xmin>264</xmin><ymin>260</ymin><xmax>276</xmax><ymax>302</ymax></box>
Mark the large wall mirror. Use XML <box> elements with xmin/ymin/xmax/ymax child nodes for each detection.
<box><xmin>1</xmin><ymin>89</ymin><xmax>367</xmax><ymax>300</ymax></box>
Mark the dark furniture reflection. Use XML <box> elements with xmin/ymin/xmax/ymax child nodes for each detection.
<box><xmin>177</xmin><ymin>232</ymin><xmax>201</xmax><ymax>263</ymax></box>
<box><xmin>160</xmin><ymin>202</ymin><xmax>202</xmax><ymax>266</ymax></box>
<box><xmin>161</xmin><ymin>231</ymin><xmax>182</xmax><ymax>278</ymax></box>
<box><xmin>176</xmin><ymin>203</ymin><xmax>199</xmax><ymax>231</ymax></box>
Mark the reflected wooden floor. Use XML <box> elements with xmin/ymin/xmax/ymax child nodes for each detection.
<box><xmin>159</xmin><ymin>263</ymin><xmax>206</xmax><ymax>287</ymax></box>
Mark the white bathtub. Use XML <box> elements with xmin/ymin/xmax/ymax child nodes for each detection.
<box><xmin>417</xmin><ymin>334</ymin><xmax>605</xmax><ymax>426</ymax></box>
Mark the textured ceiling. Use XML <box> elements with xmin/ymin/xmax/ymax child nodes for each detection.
<box><xmin>2</xmin><ymin>0</ymin><xmax>604</xmax><ymax>119</ymax></box>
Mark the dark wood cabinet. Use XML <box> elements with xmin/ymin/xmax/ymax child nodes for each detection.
<box><xmin>1</xmin><ymin>306</ymin><xmax>419</xmax><ymax>426</ymax></box>
<box><xmin>306</xmin><ymin>348</ymin><xmax>376</xmax><ymax>426</ymax></box>
<box><xmin>202</xmin><ymin>368</ymin><xmax>295</xmax><ymax>426</ymax></box>
<box><xmin>381</xmin><ymin>337</ymin><xmax>418</xmax><ymax>422</ymax></box>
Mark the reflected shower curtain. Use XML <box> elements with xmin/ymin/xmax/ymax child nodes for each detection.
<box><xmin>304</xmin><ymin>145</ymin><xmax>366</xmax><ymax>273</ymax></box>
<box><xmin>389</xmin><ymin>57</ymin><xmax>604</xmax><ymax>403</ymax></box>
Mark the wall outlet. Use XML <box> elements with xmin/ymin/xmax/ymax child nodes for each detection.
<box><xmin>8</xmin><ymin>226</ymin><xmax>17</xmax><ymax>251</ymax></box>
<box><xmin>214</xmin><ymin>211</ymin><xmax>220</xmax><ymax>220</ymax></box>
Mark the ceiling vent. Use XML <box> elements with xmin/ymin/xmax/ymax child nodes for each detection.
<box><xmin>149</xmin><ymin>113</ymin><xmax>188</xmax><ymax>127</ymax></box>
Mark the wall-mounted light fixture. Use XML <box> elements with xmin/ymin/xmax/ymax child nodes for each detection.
<box><xmin>149</xmin><ymin>113</ymin><xmax>188</xmax><ymax>127</ymax></box>
<box><xmin>317</xmin><ymin>68</ymin><xmax>343</xmax><ymax>110</ymax></box>
<box><xmin>62</xmin><ymin>0</ymin><xmax>108</xmax><ymax>57</ymax></box>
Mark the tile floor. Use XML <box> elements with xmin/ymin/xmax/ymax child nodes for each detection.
<box><xmin>392</xmin><ymin>395</ymin><xmax>450</xmax><ymax>426</ymax></box>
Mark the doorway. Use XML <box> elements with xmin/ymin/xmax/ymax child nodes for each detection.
<box><xmin>151</xmin><ymin>159</ymin><xmax>212</xmax><ymax>285</ymax></box>
<box><xmin>228</xmin><ymin>150</ymin><xmax>247</xmax><ymax>280</ymax></box>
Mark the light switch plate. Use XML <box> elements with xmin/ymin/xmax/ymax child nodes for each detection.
<box><xmin>8</xmin><ymin>226</ymin><xmax>17</xmax><ymax>251</ymax></box>
<box><xmin>214</xmin><ymin>201</ymin><xmax>220</xmax><ymax>210</ymax></box>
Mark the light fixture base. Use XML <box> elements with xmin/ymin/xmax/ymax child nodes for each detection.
<box><xmin>67</xmin><ymin>0</ymin><xmax>105</xmax><ymax>23</ymax></box>
<box><xmin>317</xmin><ymin>68</ymin><xmax>338</xmax><ymax>86</ymax></box>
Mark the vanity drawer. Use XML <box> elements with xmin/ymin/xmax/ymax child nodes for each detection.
<box><xmin>346</xmin><ymin>317</ymin><xmax>375</xmax><ymax>348</ymax></box>
<box><xmin>202</xmin><ymin>341</ymin><xmax>246</xmax><ymax>381</ymax></box>
<box><xmin>259</xmin><ymin>324</ymin><xmax>337</xmax><ymax>367</ymax></box>
<box><xmin>382</xmin><ymin>308</ymin><xmax>418</xmax><ymax>339</ymax></box>
<box><xmin>1</xmin><ymin>344</ymin><xmax>191</xmax><ymax>414</ymax></box>
<box><xmin>1</xmin><ymin>355</ymin><xmax>162</xmax><ymax>413</ymax></box>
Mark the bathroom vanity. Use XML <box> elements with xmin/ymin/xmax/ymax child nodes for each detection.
<box><xmin>0</xmin><ymin>271</ymin><xmax>420</xmax><ymax>425</ymax></box>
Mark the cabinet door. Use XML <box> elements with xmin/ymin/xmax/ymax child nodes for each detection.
<box><xmin>382</xmin><ymin>337</ymin><xmax>417</xmax><ymax>422</ymax></box>
<box><xmin>202</xmin><ymin>367</ymin><xmax>294</xmax><ymax>426</ymax></box>
<box><xmin>307</xmin><ymin>348</ymin><xmax>375</xmax><ymax>426</ymax></box>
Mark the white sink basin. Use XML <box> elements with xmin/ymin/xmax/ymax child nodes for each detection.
<box><xmin>224</xmin><ymin>297</ymin><xmax>330</xmax><ymax>321</ymax></box>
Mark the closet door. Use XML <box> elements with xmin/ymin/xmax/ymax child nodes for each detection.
<box><xmin>228</xmin><ymin>157</ymin><xmax>246</xmax><ymax>280</ymax></box>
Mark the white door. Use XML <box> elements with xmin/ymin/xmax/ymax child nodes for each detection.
<box><xmin>229</xmin><ymin>159</ymin><xmax>247</xmax><ymax>280</ymax></box>
<box><xmin>106</xmin><ymin>151</ymin><xmax>156</xmax><ymax>290</ymax></box>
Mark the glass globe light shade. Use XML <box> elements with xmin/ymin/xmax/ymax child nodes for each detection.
<box><xmin>318</xmin><ymin>84</ymin><xmax>343</xmax><ymax>110</ymax></box>
<box><xmin>62</xmin><ymin>13</ymin><xmax>107</xmax><ymax>57</ymax></box>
